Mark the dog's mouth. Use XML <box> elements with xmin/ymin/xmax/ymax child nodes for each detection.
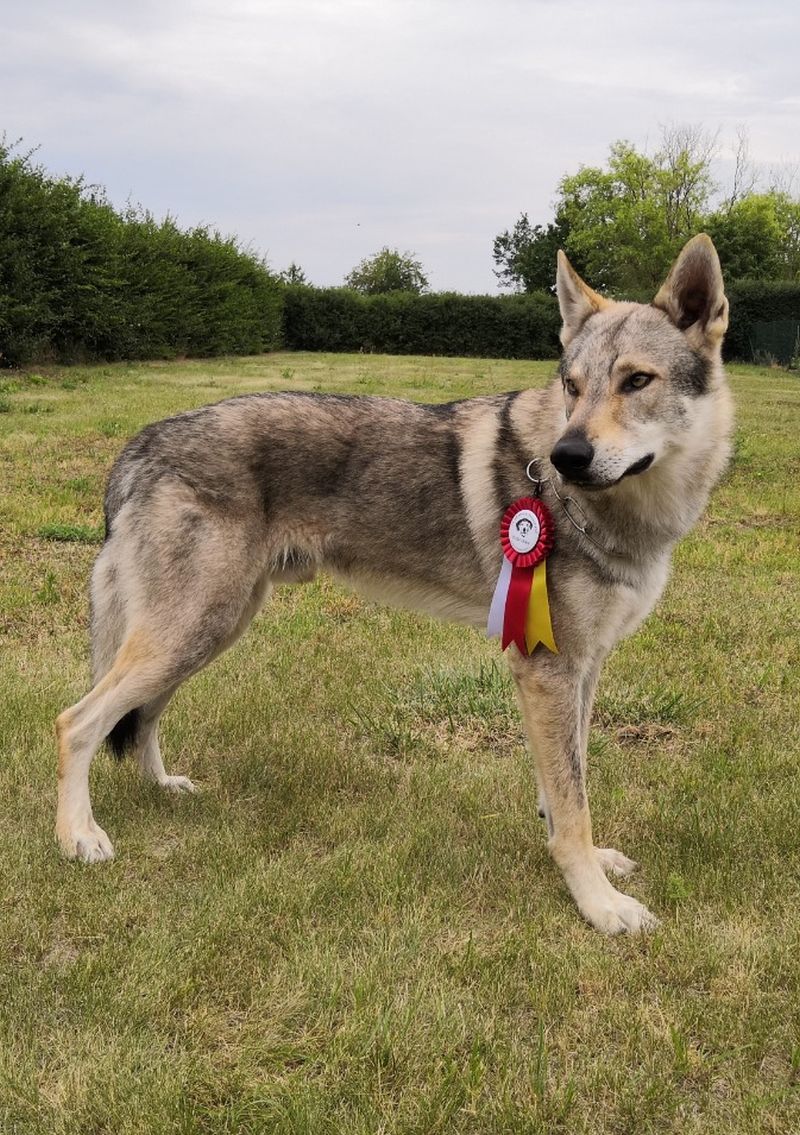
<box><xmin>559</xmin><ymin>453</ymin><xmax>655</xmax><ymax>492</ymax></box>
<box><xmin>620</xmin><ymin>453</ymin><xmax>655</xmax><ymax>479</ymax></box>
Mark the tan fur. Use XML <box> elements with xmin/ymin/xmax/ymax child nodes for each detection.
<box><xmin>55</xmin><ymin>236</ymin><xmax>733</xmax><ymax>934</ymax></box>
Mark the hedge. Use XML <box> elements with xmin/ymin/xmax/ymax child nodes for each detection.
<box><xmin>282</xmin><ymin>286</ymin><xmax>561</xmax><ymax>359</ymax></box>
<box><xmin>283</xmin><ymin>281</ymin><xmax>800</xmax><ymax>363</ymax></box>
<box><xmin>0</xmin><ymin>143</ymin><xmax>283</xmax><ymax>366</ymax></box>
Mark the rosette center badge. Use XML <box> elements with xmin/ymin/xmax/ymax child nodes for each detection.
<box><xmin>508</xmin><ymin>510</ymin><xmax>541</xmax><ymax>555</ymax></box>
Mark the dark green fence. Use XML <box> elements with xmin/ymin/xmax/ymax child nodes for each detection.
<box><xmin>748</xmin><ymin>319</ymin><xmax>800</xmax><ymax>365</ymax></box>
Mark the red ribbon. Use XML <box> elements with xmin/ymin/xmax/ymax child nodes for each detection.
<box><xmin>503</xmin><ymin>565</ymin><xmax>534</xmax><ymax>653</ymax></box>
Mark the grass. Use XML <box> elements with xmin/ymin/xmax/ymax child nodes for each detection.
<box><xmin>0</xmin><ymin>352</ymin><xmax>798</xmax><ymax>1134</ymax></box>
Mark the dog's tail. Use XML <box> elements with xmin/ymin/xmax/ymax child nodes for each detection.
<box><xmin>106</xmin><ymin>708</ymin><xmax>141</xmax><ymax>759</ymax></box>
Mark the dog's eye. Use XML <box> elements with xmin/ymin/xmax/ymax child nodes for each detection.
<box><xmin>624</xmin><ymin>372</ymin><xmax>653</xmax><ymax>392</ymax></box>
<box><xmin>564</xmin><ymin>378</ymin><xmax>579</xmax><ymax>398</ymax></box>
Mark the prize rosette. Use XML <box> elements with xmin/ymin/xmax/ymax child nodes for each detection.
<box><xmin>487</xmin><ymin>496</ymin><xmax>557</xmax><ymax>655</ymax></box>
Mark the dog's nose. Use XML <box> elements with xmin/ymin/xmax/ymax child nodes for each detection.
<box><xmin>550</xmin><ymin>434</ymin><xmax>595</xmax><ymax>478</ymax></box>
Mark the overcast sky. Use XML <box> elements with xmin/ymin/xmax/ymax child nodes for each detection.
<box><xmin>3</xmin><ymin>0</ymin><xmax>799</xmax><ymax>292</ymax></box>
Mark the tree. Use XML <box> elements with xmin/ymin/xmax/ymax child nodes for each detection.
<box><xmin>496</xmin><ymin>126</ymin><xmax>800</xmax><ymax>292</ymax></box>
<box><xmin>706</xmin><ymin>192</ymin><xmax>800</xmax><ymax>281</ymax></box>
<box><xmin>493</xmin><ymin>129</ymin><xmax>719</xmax><ymax>297</ymax></box>
<box><xmin>279</xmin><ymin>262</ymin><xmax>308</xmax><ymax>285</ymax></box>
<box><xmin>556</xmin><ymin>130</ymin><xmax>716</xmax><ymax>293</ymax></box>
<box><xmin>345</xmin><ymin>247</ymin><xmax>428</xmax><ymax>294</ymax></box>
<box><xmin>492</xmin><ymin>213</ymin><xmax>573</xmax><ymax>292</ymax></box>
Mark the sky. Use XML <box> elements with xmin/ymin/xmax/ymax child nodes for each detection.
<box><xmin>3</xmin><ymin>0</ymin><xmax>799</xmax><ymax>293</ymax></box>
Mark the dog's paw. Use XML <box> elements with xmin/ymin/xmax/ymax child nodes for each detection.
<box><xmin>595</xmin><ymin>847</ymin><xmax>638</xmax><ymax>878</ymax></box>
<box><xmin>157</xmin><ymin>774</ymin><xmax>198</xmax><ymax>794</ymax></box>
<box><xmin>59</xmin><ymin>820</ymin><xmax>115</xmax><ymax>863</ymax></box>
<box><xmin>581</xmin><ymin>885</ymin><xmax>658</xmax><ymax>936</ymax></box>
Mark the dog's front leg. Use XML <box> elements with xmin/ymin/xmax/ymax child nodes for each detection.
<box><xmin>508</xmin><ymin>652</ymin><xmax>657</xmax><ymax>935</ymax></box>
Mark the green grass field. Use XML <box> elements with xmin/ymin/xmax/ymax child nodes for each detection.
<box><xmin>1</xmin><ymin>352</ymin><xmax>798</xmax><ymax>1134</ymax></box>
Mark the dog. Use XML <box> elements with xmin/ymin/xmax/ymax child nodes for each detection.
<box><xmin>55</xmin><ymin>234</ymin><xmax>733</xmax><ymax>934</ymax></box>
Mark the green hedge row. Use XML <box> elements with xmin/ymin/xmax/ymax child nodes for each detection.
<box><xmin>724</xmin><ymin>281</ymin><xmax>800</xmax><ymax>361</ymax></box>
<box><xmin>0</xmin><ymin>144</ymin><xmax>283</xmax><ymax>366</ymax></box>
<box><xmin>283</xmin><ymin>282</ymin><xmax>800</xmax><ymax>363</ymax></box>
<box><xmin>282</xmin><ymin>286</ymin><xmax>561</xmax><ymax>359</ymax></box>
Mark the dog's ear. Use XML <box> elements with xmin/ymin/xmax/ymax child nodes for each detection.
<box><xmin>653</xmin><ymin>234</ymin><xmax>728</xmax><ymax>353</ymax></box>
<box><xmin>556</xmin><ymin>251</ymin><xmax>609</xmax><ymax>347</ymax></box>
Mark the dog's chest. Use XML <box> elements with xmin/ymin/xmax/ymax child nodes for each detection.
<box><xmin>612</xmin><ymin>557</ymin><xmax>671</xmax><ymax>643</ymax></box>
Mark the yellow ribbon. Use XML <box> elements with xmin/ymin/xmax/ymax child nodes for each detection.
<box><xmin>525</xmin><ymin>560</ymin><xmax>558</xmax><ymax>654</ymax></box>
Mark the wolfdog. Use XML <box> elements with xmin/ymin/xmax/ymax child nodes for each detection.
<box><xmin>56</xmin><ymin>235</ymin><xmax>732</xmax><ymax>934</ymax></box>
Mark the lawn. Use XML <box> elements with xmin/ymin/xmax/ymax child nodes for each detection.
<box><xmin>0</xmin><ymin>352</ymin><xmax>798</xmax><ymax>1134</ymax></box>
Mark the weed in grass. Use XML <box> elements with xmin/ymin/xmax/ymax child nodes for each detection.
<box><xmin>65</xmin><ymin>476</ymin><xmax>93</xmax><ymax>494</ymax></box>
<box><xmin>664</xmin><ymin>871</ymin><xmax>693</xmax><ymax>904</ymax></box>
<box><xmin>401</xmin><ymin>660</ymin><xmax>515</xmax><ymax>735</ymax></box>
<box><xmin>347</xmin><ymin>702</ymin><xmax>425</xmax><ymax>759</ymax></box>
<box><xmin>595</xmin><ymin>682</ymin><xmax>705</xmax><ymax>730</ymax></box>
<box><xmin>35</xmin><ymin>570</ymin><xmax>59</xmax><ymax>605</ymax></box>
<box><xmin>791</xmin><ymin>1045</ymin><xmax>800</xmax><ymax>1078</ymax></box>
<box><xmin>0</xmin><ymin>397</ymin><xmax>10</xmax><ymax>413</ymax></box>
<box><xmin>532</xmin><ymin>1020</ymin><xmax>549</xmax><ymax>1100</ymax></box>
<box><xmin>669</xmin><ymin>1025</ymin><xmax>691</xmax><ymax>1076</ymax></box>
<box><xmin>37</xmin><ymin>522</ymin><xmax>104</xmax><ymax>543</ymax></box>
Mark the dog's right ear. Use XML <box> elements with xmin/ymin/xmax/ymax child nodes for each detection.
<box><xmin>653</xmin><ymin>234</ymin><xmax>728</xmax><ymax>354</ymax></box>
<box><xmin>556</xmin><ymin>251</ymin><xmax>609</xmax><ymax>347</ymax></box>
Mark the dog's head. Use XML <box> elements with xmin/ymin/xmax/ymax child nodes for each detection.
<box><xmin>551</xmin><ymin>235</ymin><xmax>729</xmax><ymax>491</ymax></box>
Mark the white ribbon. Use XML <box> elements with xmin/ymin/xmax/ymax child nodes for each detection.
<box><xmin>486</xmin><ymin>556</ymin><xmax>512</xmax><ymax>639</ymax></box>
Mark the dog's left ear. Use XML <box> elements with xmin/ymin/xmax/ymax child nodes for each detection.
<box><xmin>653</xmin><ymin>234</ymin><xmax>728</xmax><ymax>353</ymax></box>
<box><xmin>556</xmin><ymin>251</ymin><xmax>609</xmax><ymax>346</ymax></box>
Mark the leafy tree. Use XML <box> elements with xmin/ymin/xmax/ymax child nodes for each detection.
<box><xmin>496</xmin><ymin>126</ymin><xmax>800</xmax><ymax>293</ymax></box>
<box><xmin>556</xmin><ymin>132</ymin><xmax>715</xmax><ymax>293</ymax></box>
<box><xmin>492</xmin><ymin>213</ymin><xmax>573</xmax><ymax>292</ymax></box>
<box><xmin>345</xmin><ymin>247</ymin><xmax>428</xmax><ymax>294</ymax></box>
<box><xmin>774</xmin><ymin>194</ymin><xmax>800</xmax><ymax>279</ymax></box>
<box><xmin>706</xmin><ymin>194</ymin><xmax>784</xmax><ymax>280</ymax></box>
<box><xmin>279</xmin><ymin>262</ymin><xmax>308</xmax><ymax>285</ymax></box>
<box><xmin>705</xmin><ymin>192</ymin><xmax>800</xmax><ymax>281</ymax></box>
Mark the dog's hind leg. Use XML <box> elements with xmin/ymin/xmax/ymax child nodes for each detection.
<box><xmin>56</xmin><ymin>629</ymin><xmax>179</xmax><ymax>861</ymax></box>
<box><xmin>133</xmin><ymin>688</ymin><xmax>195</xmax><ymax>793</ymax></box>
<box><xmin>56</xmin><ymin>513</ymin><xmax>272</xmax><ymax>862</ymax></box>
<box><xmin>508</xmin><ymin>651</ymin><xmax>656</xmax><ymax>935</ymax></box>
<box><xmin>89</xmin><ymin>544</ymin><xmax>128</xmax><ymax>684</ymax></box>
<box><xmin>133</xmin><ymin>573</ymin><xmax>273</xmax><ymax>793</ymax></box>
